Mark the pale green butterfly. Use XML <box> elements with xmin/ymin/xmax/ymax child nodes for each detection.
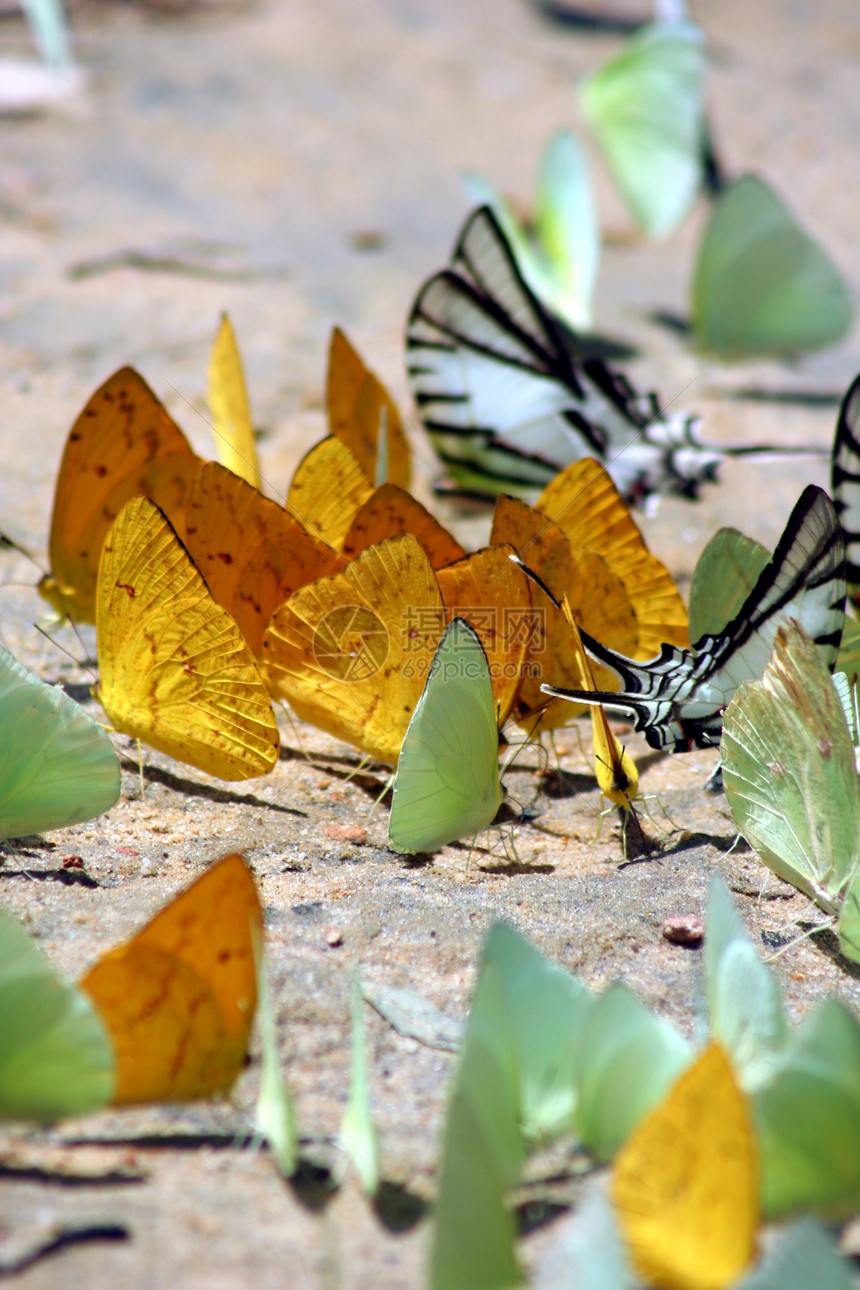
<box><xmin>691</xmin><ymin>173</ymin><xmax>853</xmax><ymax>358</ymax></box>
<box><xmin>463</xmin><ymin>129</ymin><xmax>599</xmax><ymax>330</ymax></box>
<box><xmin>340</xmin><ymin>975</ymin><xmax>379</xmax><ymax>1196</ymax></box>
<box><xmin>0</xmin><ymin>907</ymin><xmax>114</xmax><ymax>1119</ymax></box>
<box><xmin>737</xmin><ymin>1219</ymin><xmax>854</xmax><ymax>1290</ymax></box>
<box><xmin>388</xmin><ymin>617</ymin><xmax>503</xmax><ymax>854</ymax></box>
<box><xmin>753</xmin><ymin>998</ymin><xmax>860</xmax><ymax>1220</ymax></box>
<box><xmin>702</xmin><ymin>875</ymin><xmax>790</xmax><ymax>1092</ymax></box>
<box><xmin>579</xmin><ymin>20</ymin><xmax>706</xmax><ymax>238</ymax></box>
<box><xmin>0</xmin><ymin>643</ymin><xmax>121</xmax><ymax>840</ymax></box>
<box><xmin>721</xmin><ymin>621</ymin><xmax>860</xmax><ymax>965</ymax></box>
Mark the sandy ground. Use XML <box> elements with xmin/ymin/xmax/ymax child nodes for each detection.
<box><xmin>1</xmin><ymin>0</ymin><xmax>860</xmax><ymax>1285</ymax></box>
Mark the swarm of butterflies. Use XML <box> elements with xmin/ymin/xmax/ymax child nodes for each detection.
<box><xmin>3</xmin><ymin>200</ymin><xmax>860</xmax><ymax>912</ymax></box>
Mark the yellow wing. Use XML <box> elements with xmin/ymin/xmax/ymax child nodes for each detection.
<box><xmin>490</xmin><ymin>495</ymin><xmax>637</xmax><ymax>730</ymax></box>
<box><xmin>326</xmin><ymin>326</ymin><xmax>411</xmax><ymax>488</ymax></box>
<box><xmin>79</xmin><ymin>854</ymin><xmax>261</xmax><ymax>1105</ymax></box>
<box><xmin>612</xmin><ymin>1043</ymin><xmax>759</xmax><ymax>1290</ymax></box>
<box><xmin>95</xmin><ymin>497</ymin><xmax>280</xmax><ymax>780</ymax></box>
<box><xmin>286</xmin><ymin>436</ymin><xmax>374</xmax><ymax>549</ymax></box>
<box><xmin>262</xmin><ymin>534</ymin><xmax>446</xmax><ymax>765</ymax></box>
<box><xmin>40</xmin><ymin>367</ymin><xmax>202</xmax><ymax>622</ymax></box>
<box><xmin>207</xmin><ymin>313</ymin><xmax>261</xmax><ymax>490</ymax></box>
<box><xmin>341</xmin><ymin>482</ymin><xmax>466</xmax><ymax>568</ymax></box>
<box><xmin>184</xmin><ymin>462</ymin><xmax>342</xmax><ymax>658</ymax></box>
<box><xmin>436</xmin><ymin>545</ymin><xmax>533</xmax><ymax>727</ymax></box>
<box><xmin>538</xmin><ymin>459</ymin><xmax>689</xmax><ymax>656</ymax></box>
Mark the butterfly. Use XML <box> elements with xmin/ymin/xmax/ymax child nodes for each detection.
<box><xmin>39</xmin><ymin>366</ymin><xmax>202</xmax><ymax>622</ymax></box>
<box><xmin>326</xmin><ymin>326</ymin><xmax>412</xmax><ymax>489</ymax></box>
<box><xmin>406</xmin><ymin>206</ymin><xmax>811</xmax><ymax>509</ymax></box>
<box><xmin>262</xmin><ymin>534</ymin><xmax>530</xmax><ymax>766</ymax></box>
<box><xmin>721</xmin><ymin>622</ymin><xmax>860</xmax><ymax>967</ymax></box>
<box><xmin>830</xmin><ymin>370</ymin><xmax>860</xmax><ymax>596</ymax></box>
<box><xmin>388</xmin><ymin>617</ymin><xmax>504</xmax><ymax>854</ymax></box>
<box><xmin>183</xmin><ymin>460</ymin><xmax>342</xmax><ymax>659</ymax></box>
<box><xmin>94</xmin><ymin>496</ymin><xmax>280</xmax><ymax>780</ymax></box>
<box><xmin>463</xmin><ymin>127</ymin><xmax>600</xmax><ymax>329</ymax></box>
<box><xmin>0</xmin><ymin>853</ymin><xmax>261</xmax><ymax>1116</ymax></box>
<box><xmin>80</xmin><ymin>853</ymin><xmax>261</xmax><ymax>1105</ymax></box>
<box><xmin>543</xmin><ymin>486</ymin><xmax>846</xmax><ymax>751</ymax></box>
<box><xmin>611</xmin><ymin>1043</ymin><xmax>758</xmax><ymax>1290</ymax></box>
<box><xmin>580</xmin><ymin>19</ymin><xmax>706</xmax><ymax>238</ymax></box>
<box><xmin>0</xmin><ymin>642</ymin><xmax>120</xmax><ymax>840</ymax></box>
<box><xmin>692</xmin><ymin>174</ymin><xmax>853</xmax><ymax>359</ymax></box>
<box><xmin>208</xmin><ymin>312</ymin><xmax>262</xmax><ymax>491</ymax></box>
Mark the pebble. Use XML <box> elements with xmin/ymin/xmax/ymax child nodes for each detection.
<box><xmin>323</xmin><ymin>824</ymin><xmax>367</xmax><ymax>845</ymax></box>
<box><xmin>661</xmin><ymin>915</ymin><xmax>704</xmax><ymax>947</ymax></box>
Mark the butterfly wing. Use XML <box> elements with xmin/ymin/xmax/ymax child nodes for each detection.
<box><xmin>80</xmin><ymin>853</ymin><xmax>261</xmax><ymax>1104</ymax></box>
<box><xmin>262</xmin><ymin>534</ymin><xmax>446</xmax><ymax>766</ymax></box>
<box><xmin>208</xmin><ymin>313</ymin><xmax>261</xmax><ymax>491</ymax></box>
<box><xmin>341</xmin><ymin>482</ymin><xmax>465</xmax><ymax>568</ymax></box>
<box><xmin>286</xmin><ymin>436</ymin><xmax>374</xmax><ymax>549</ymax></box>
<box><xmin>0</xmin><ymin>644</ymin><xmax>120</xmax><ymax>839</ymax></box>
<box><xmin>40</xmin><ymin>367</ymin><xmax>201</xmax><ymax>622</ymax></box>
<box><xmin>184</xmin><ymin>461</ymin><xmax>341</xmax><ymax>658</ymax></box>
<box><xmin>545</xmin><ymin>486</ymin><xmax>846</xmax><ymax>749</ymax></box>
<box><xmin>692</xmin><ymin>174</ymin><xmax>853</xmax><ymax>359</ymax></box>
<box><xmin>688</xmin><ymin>527</ymin><xmax>771</xmax><ymax>643</ymax></box>
<box><xmin>831</xmin><ymin>372</ymin><xmax>860</xmax><ymax>596</ymax></box>
<box><xmin>406</xmin><ymin>205</ymin><xmax>712</xmax><ymax>506</ymax></box>
<box><xmin>580</xmin><ymin>21</ymin><xmax>706</xmax><ymax>238</ymax></box>
<box><xmin>388</xmin><ymin>618</ymin><xmax>503</xmax><ymax>854</ymax></box>
<box><xmin>722</xmin><ymin>623</ymin><xmax>860</xmax><ymax>912</ymax></box>
<box><xmin>327</xmin><ymin>327</ymin><xmax>411</xmax><ymax>489</ymax></box>
<box><xmin>95</xmin><ymin>497</ymin><xmax>280</xmax><ymax>780</ymax></box>
<box><xmin>611</xmin><ymin>1043</ymin><xmax>758</xmax><ymax>1290</ymax></box>
<box><xmin>0</xmin><ymin>908</ymin><xmax>114</xmax><ymax>1120</ymax></box>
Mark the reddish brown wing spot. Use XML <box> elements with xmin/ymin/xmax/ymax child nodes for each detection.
<box><xmin>817</xmin><ymin>739</ymin><xmax>833</xmax><ymax>758</ymax></box>
<box><xmin>217</xmin><ymin>553</ymin><xmax>233</xmax><ymax>566</ymax></box>
<box><xmin>116</xmin><ymin>582</ymin><xmax>137</xmax><ymax>597</ymax></box>
<box><xmin>94</xmin><ymin>465</ymin><xmax>109</xmax><ymax>478</ymax></box>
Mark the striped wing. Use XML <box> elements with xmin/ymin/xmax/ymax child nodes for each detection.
<box><xmin>831</xmin><ymin>371</ymin><xmax>860</xmax><ymax>593</ymax></box>
<box><xmin>544</xmin><ymin>487</ymin><xmax>846</xmax><ymax>750</ymax></box>
<box><xmin>406</xmin><ymin>205</ymin><xmax>713</xmax><ymax>505</ymax></box>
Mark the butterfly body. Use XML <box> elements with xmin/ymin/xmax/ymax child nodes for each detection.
<box><xmin>545</xmin><ymin>487</ymin><xmax>846</xmax><ymax>750</ymax></box>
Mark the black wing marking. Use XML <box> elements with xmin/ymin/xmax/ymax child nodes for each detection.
<box><xmin>831</xmin><ymin>371</ymin><xmax>860</xmax><ymax>591</ymax></box>
<box><xmin>543</xmin><ymin>486</ymin><xmax>846</xmax><ymax>751</ymax></box>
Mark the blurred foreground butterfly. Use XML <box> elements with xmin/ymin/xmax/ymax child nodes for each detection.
<box><xmin>326</xmin><ymin>327</ymin><xmax>411</xmax><ymax>489</ymax></box>
<box><xmin>611</xmin><ymin>1043</ymin><xmax>758</xmax><ymax>1290</ymax></box>
<box><xmin>545</xmin><ymin>486</ymin><xmax>846</xmax><ymax>750</ymax></box>
<box><xmin>208</xmin><ymin>312</ymin><xmax>261</xmax><ymax>491</ymax></box>
<box><xmin>94</xmin><ymin>497</ymin><xmax>280</xmax><ymax>780</ymax></box>
<box><xmin>722</xmin><ymin>623</ymin><xmax>860</xmax><ymax>967</ymax></box>
<box><xmin>406</xmin><ymin>206</ymin><xmax>813</xmax><ymax>508</ymax></box>
<box><xmin>0</xmin><ymin>643</ymin><xmax>120</xmax><ymax>839</ymax></box>
<box><xmin>388</xmin><ymin>618</ymin><xmax>503</xmax><ymax>854</ymax></box>
<box><xmin>80</xmin><ymin>853</ymin><xmax>261</xmax><ymax>1105</ymax></box>
<box><xmin>39</xmin><ymin>367</ymin><xmax>202</xmax><ymax>622</ymax></box>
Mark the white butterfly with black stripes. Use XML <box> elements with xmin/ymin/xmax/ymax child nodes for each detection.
<box><xmin>542</xmin><ymin>485</ymin><xmax>846</xmax><ymax>751</ymax></box>
<box><xmin>407</xmin><ymin>205</ymin><xmax>825</xmax><ymax>509</ymax></box>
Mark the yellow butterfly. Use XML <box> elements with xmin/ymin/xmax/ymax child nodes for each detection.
<box><xmin>80</xmin><ymin>853</ymin><xmax>261</xmax><ymax>1105</ymax></box>
<box><xmin>326</xmin><ymin>326</ymin><xmax>411</xmax><ymax>488</ymax></box>
<box><xmin>538</xmin><ymin>458</ymin><xmax>689</xmax><ymax>656</ymax></box>
<box><xmin>262</xmin><ymin>535</ymin><xmax>530</xmax><ymax>764</ymax></box>
<box><xmin>40</xmin><ymin>367</ymin><xmax>202</xmax><ymax>623</ymax></box>
<box><xmin>208</xmin><ymin>313</ymin><xmax>261</xmax><ymax>491</ymax></box>
<box><xmin>94</xmin><ymin>496</ymin><xmax>280</xmax><ymax>780</ymax></box>
<box><xmin>612</xmin><ymin>1042</ymin><xmax>759</xmax><ymax>1290</ymax></box>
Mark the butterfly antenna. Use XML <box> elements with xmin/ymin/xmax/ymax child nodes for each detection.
<box><xmin>0</xmin><ymin>531</ymin><xmax>48</xmax><ymax>576</ymax></box>
<box><xmin>33</xmin><ymin>621</ymin><xmax>98</xmax><ymax>684</ymax></box>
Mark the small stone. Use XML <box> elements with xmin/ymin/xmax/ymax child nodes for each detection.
<box><xmin>61</xmin><ymin>854</ymin><xmax>85</xmax><ymax>870</ymax></box>
<box><xmin>115</xmin><ymin>846</ymin><xmax>139</xmax><ymax>856</ymax></box>
<box><xmin>325</xmin><ymin>927</ymin><xmax>343</xmax><ymax>947</ymax></box>
<box><xmin>140</xmin><ymin>856</ymin><xmax>160</xmax><ymax>876</ymax></box>
<box><xmin>323</xmin><ymin>824</ymin><xmax>367</xmax><ymax>845</ymax></box>
<box><xmin>316</xmin><ymin>776</ymin><xmax>333</xmax><ymax>790</ymax></box>
<box><xmin>662</xmin><ymin>915</ymin><xmax>704</xmax><ymax>946</ymax></box>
